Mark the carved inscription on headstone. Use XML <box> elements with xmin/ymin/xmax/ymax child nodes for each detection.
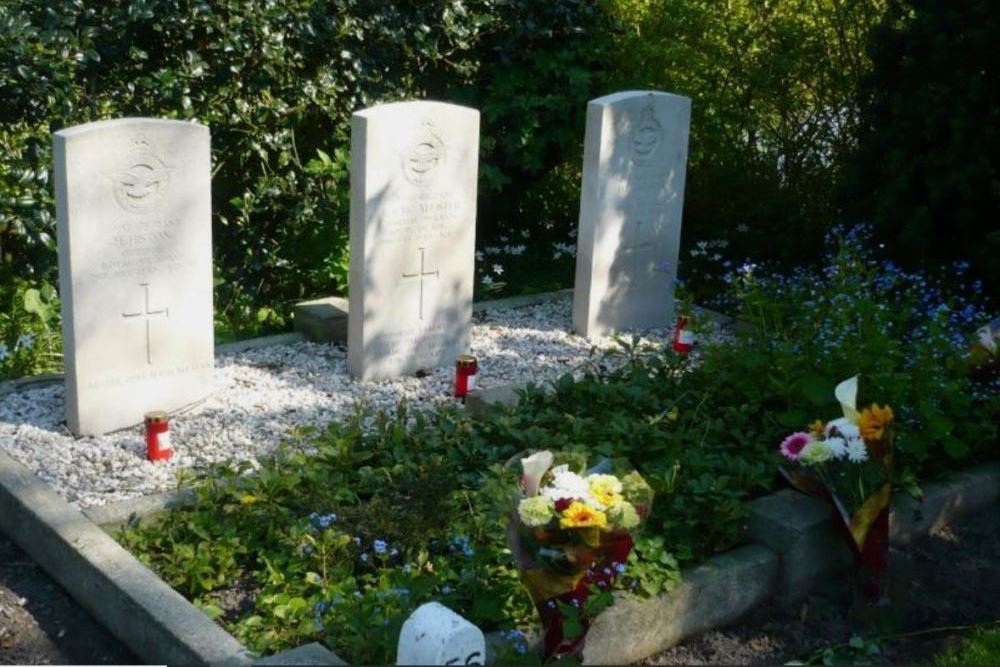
<box><xmin>347</xmin><ymin>102</ymin><xmax>479</xmax><ymax>381</ymax></box>
<box><xmin>572</xmin><ymin>91</ymin><xmax>692</xmax><ymax>338</ymax></box>
<box><xmin>55</xmin><ymin>118</ymin><xmax>214</xmax><ymax>436</ymax></box>
<box><xmin>120</xmin><ymin>283</ymin><xmax>169</xmax><ymax>365</ymax></box>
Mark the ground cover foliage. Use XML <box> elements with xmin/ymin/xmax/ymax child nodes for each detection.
<box><xmin>3</xmin><ymin>1</ymin><xmax>996</xmax><ymax>380</ymax></box>
<box><xmin>118</xmin><ymin>231</ymin><xmax>998</xmax><ymax>664</ymax></box>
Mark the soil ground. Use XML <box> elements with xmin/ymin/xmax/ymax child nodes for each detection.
<box><xmin>0</xmin><ymin>534</ymin><xmax>135</xmax><ymax>665</ymax></box>
<box><xmin>645</xmin><ymin>504</ymin><xmax>1000</xmax><ymax>665</ymax></box>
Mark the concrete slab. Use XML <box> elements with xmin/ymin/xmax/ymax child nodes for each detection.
<box><xmin>465</xmin><ymin>384</ymin><xmax>523</xmax><ymax>416</ymax></box>
<box><xmin>253</xmin><ymin>642</ymin><xmax>346</xmax><ymax>665</ymax></box>
<box><xmin>472</xmin><ymin>289</ymin><xmax>574</xmax><ymax>313</ymax></box>
<box><xmin>216</xmin><ymin>332</ymin><xmax>306</xmax><ymax>355</ymax></box>
<box><xmin>746</xmin><ymin>463</ymin><xmax>1000</xmax><ymax>606</ymax></box>
<box><xmin>83</xmin><ymin>488</ymin><xmax>195</xmax><ymax>531</ymax></box>
<box><xmin>583</xmin><ymin>545</ymin><xmax>778</xmax><ymax>665</ymax></box>
<box><xmin>294</xmin><ymin>297</ymin><xmax>349</xmax><ymax>344</ymax></box>
<box><xmin>293</xmin><ymin>290</ymin><xmax>578</xmax><ymax>345</ymax></box>
<box><xmin>0</xmin><ymin>373</ymin><xmax>63</xmax><ymax>398</ymax></box>
<box><xmin>0</xmin><ymin>450</ymin><xmax>255</xmax><ymax>666</ymax></box>
<box><xmin>745</xmin><ymin>489</ymin><xmax>853</xmax><ymax>606</ymax></box>
<box><xmin>891</xmin><ymin>462</ymin><xmax>1000</xmax><ymax>544</ymax></box>
<box><xmin>465</xmin><ymin>382</ymin><xmax>556</xmax><ymax>418</ymax></box>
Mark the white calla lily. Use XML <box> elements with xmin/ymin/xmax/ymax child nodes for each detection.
<box><xmin>834</xmin><ymin>376</ymin><xmax>860</xmax><ymax>424</ymax></box>
<box><xmin>520</xmin><ymin>450</ymin><xmax>553</xmax><ymax>497</ymax></box>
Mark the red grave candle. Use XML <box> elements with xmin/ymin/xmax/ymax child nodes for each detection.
<box><xmin>672</xmin><ymin>316</ymin><xmax>695</xmax><ymax>354</ymax></box>
<box><xmin>454</xmin><ymin>354</ymin><xmax>479</xmax><ymax>399</ymax></box>
<box><xmin>144</xmin><ymin>410</ymin><xmax>173</xmax><ymax>461</ymax></box>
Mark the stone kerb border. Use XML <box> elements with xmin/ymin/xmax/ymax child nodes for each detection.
<box><xmin>0</xmin><ymin>449</ymin><xmax>256</xmax><ymax>666</ymax></box>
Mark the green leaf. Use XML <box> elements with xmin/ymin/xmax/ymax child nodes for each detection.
<box><xmin>22</xmin><ymin>288</ymin><xmax>45</xmax><ymax>315</ymax></box>
<box><xmin>942</xmin><ymin>436</ymin><xmax>970</xmax><ymax>460</ymax></box>
<box><xmin>776</xmin><ymin>409</ymin><xmax>809</xmax><ymax>429</ymax></box>
<box><xmin>199</xmin><ymin>603</ymin><xmax>224</xmax><ymax>620</ymax></box>
<box><xmin>471</xmin><ymin>594</ymin><xmax>502</xmax><ymax>621</ymax></box>
<box><xmin>799</xmin><ymin>374</ymin><xmax>834</xmax><ymax>407</ymax></box>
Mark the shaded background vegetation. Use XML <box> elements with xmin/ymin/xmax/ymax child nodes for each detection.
<box><xmin>1</xmin><ymin>0</ymin><xmax>996</xmax><ymax>376</ymax></box>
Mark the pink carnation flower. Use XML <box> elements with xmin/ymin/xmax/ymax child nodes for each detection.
<box><xmin>780</xmin><ymin>432</ymin><xmax>813</xmax><ymax>461</ymax></box>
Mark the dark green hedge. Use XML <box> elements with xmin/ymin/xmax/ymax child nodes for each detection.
<box><xmin>0</xmin><ymin>0</ymin><xmax>612</xmax><ymax>337</ymax></box>
<box><xmin>842</xmin><ymin>0</ymin><xmax>1000</xmax><ymax>298</ymax></box>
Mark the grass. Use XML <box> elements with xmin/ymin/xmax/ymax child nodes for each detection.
<box><xmin>934</xmin><ymin>625</ymin><xmax>1000</xmax><ymax>666</ymax></box>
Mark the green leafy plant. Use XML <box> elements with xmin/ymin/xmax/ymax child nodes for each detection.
<box><xmin>0</xmin><ymin>277</ymin><xmax>61</xmax><ymax>379</ymax></box>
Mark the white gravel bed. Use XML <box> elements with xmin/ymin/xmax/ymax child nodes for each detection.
<box><xmin>0</xmin><ymin>295</ymin><xmax>689</xmax><ymax>509</ymax></box>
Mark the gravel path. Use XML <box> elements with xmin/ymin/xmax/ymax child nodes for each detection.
<box><xmin>0</xmin><ymin>296</ymin><xmax>679</xmax><ymax>509</ymax></box>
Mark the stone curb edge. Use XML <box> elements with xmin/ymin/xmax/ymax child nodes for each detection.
<box><xmin>583</xmin><ymin>460</ymin><xmax>1000</xmax><ymax>664</ymax></box>
<box><xmin>0</xmin><ymin>449</ymin><xmax>256</xmax><ymax>667</ymax></box>
<box><xmin>67</xmin><ymin>458</ymin><xmax>1000</xmax><ymax>665</ymax></box>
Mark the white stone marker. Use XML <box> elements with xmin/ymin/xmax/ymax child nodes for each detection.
<box><xmin>396</xmin><ymin>602</ymin><xmax>485</xmax><ymax>666</ymax></box>
<box><xmin>55</xmin><ymin>118</ymin><xmax>214</xmax><ymax>436</ymax></box>
<box><xmin>572</xmin><ymin>90</ymin><xmax>691</xmax><ymax>338</ymax></box>
<box><xmin>347</xmin><ymin>101</ymin><xmax>479</xmax><ymax>380</ymax></box>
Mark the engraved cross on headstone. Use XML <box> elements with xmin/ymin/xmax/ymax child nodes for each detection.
<box><xmin>401</xmin><ymin>247</ymin><xmax>440</xmax><ymax>321</ymax></box>
<box><xmin>122</xmin><ymin>283</ymin><xmax>169</xmax><ymax>365</ymax></box>
<box><xmin>620</xmin><ymin>219</ymin><xmax>654</xmax><ymax>277</ymax></box>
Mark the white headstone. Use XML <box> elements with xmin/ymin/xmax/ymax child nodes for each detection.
<box><xmin>55</xmin><ymin>118</ymin><xmax>214</xmax><ymax>436</ymax></box>
<box><xmin>396</xmin><ymin>602</ymin><xmax>485</xmax><ymax>666</ymax></box>
<box><xmin>572</xmin><ymin>90</ymin><xmax>691</xmax><ymax>338</ymax></box>
<box><xmin>347</xmin><ymin>101</ymin><xmax>479</xmax><ymax>381</ymax></box>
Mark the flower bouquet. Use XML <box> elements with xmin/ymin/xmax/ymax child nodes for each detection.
<box><xmin>970</xmin><ymin>316</ymin><xmax>1000</xmax><ymax>382</ymax></box>
<box><xmin>778</xmin><ymin>376</ymin><xmax>894</xmax><ymax>603</ymax></box>
<box><xmin>508</xmin><ymin>451</ymin><xmax>653</xmax><ymax>659</ymax></box>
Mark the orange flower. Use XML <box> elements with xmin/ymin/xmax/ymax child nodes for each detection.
<box><xmin>558</xmin><ymin>501</ymin><xmax>608</xmax><ymax>530</ymax></box>
<box><xmin>808</xmin><ymin>420</ymin><xmax>826</xmax><ymax>438</ymax></box>
<box><xmin>858</xmin><ymin>404</ymin><xmax>893</xmax><ymax>441</ymax></box>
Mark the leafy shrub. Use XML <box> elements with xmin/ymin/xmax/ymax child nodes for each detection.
<box><xmin>0</xmin><ymin>277</ymin><xmax>61</xmax><ymax>380</ymax></box>
<box><xmin>120</xmin><ymin>406</ymin><xmax>535</xmax><ymax>663</ymax></box>
<box><xmin>602</xmin><ymin>0</ymin><xmax>887</xmax><ymax>269</ymax></box>
<box><xmin>0</xmin><ymin>0</ymin><xmax>613</xmax><ymax>353</ymax></box>
<box><xmin>701</xmin><ymin>224</ymin><xmax>998</xmax><ymax>478</ymax></box>
<box><xmin>842</xmin><ymin>0</ymin><xmax>1000</xmax><ymax>299</ymax></box>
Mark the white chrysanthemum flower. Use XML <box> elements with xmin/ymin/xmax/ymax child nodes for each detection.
<box><xmin>846</xmin><ymin>438</ymin><xmax>868</xmax><ymax>463</ymax></box>
<box><xmin>826</xmin><ymin>417</ymin><xmax>860</xmax><ymax>440</ymax></box>
<box><xmin>542</xmin><ymin>465</ymin><xmax>601</xmax><ymax>507</ymax></box>
<box><xmin>826</xmin><ymin>436</ymin><xmax>848</xmax><ymax>460</ymax></box>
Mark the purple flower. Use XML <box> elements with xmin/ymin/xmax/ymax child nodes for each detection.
<box><xmin>780</xmin><ymin>432</ymin><xmax>813</xmax><ymax>461</ymax></box>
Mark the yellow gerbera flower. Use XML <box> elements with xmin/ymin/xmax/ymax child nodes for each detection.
<box><xmin>858</xmin><ymin>404</ymin><xmax>893</xmax><ymax>441</ymax></box>
<box><xmin>559</xmin><ymin>501</ymin><xmax>608</xmax><ymax>529</ymax></box>
<box><xmin>808</xmin><ymin>420</ymin><xmax>826</xmax><ymax>438</ymax></box>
